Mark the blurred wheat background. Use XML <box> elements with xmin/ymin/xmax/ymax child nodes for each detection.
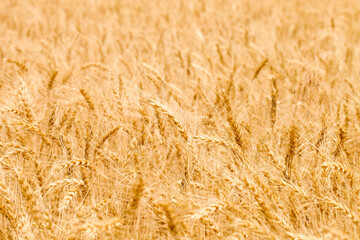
<box><xmin>0</xmin><ymin>0</ymin><xmax>360</xmax><ymax>239</ymax></box>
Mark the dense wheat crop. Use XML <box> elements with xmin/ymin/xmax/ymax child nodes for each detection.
<box><xmin>1</xmin><ymin>0</ymin><xmax>360</xmax><ymax>239</ymax></box>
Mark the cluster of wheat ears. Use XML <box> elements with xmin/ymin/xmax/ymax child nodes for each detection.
<box><xmin>0</xmin><ymin>0</ymin><xmax>360</xmax><ymax>239</ymax></box>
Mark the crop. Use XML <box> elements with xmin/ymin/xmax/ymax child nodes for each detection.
<box><xmin>0</xmin><ymin>0</ymin><xmax>359</xmax><ymax>239</ymax></box>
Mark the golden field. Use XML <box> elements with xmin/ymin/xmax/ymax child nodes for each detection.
<box><xmin>0</xmin><ymin>0</ymin><xmax>360</xmax><ymax>239</ymax></box>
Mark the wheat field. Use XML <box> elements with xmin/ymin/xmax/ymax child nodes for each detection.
<box><xmin>0</xmin><ymin>0</ymin><xmax>360</xmax><ymax>239</ymax></box>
